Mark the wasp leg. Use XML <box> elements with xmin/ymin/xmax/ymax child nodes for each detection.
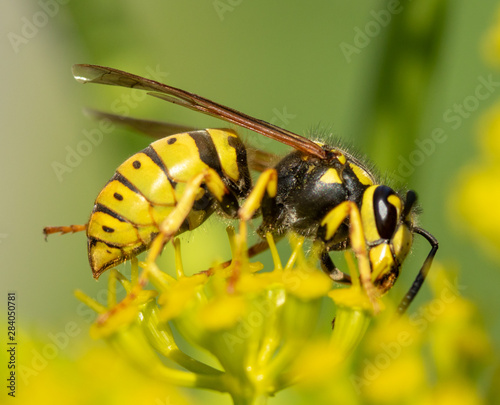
<box><xmin>320</xmin><ymin>250</ymin><xmax>352</xmax><ymax>284</ymax></box>
<box><xmin>239</xmin><ymin>169</ymin><xmax>278</xmax><ymax>221</ymax></box>
<box><xmin>200</xmin><ymin>238</ymin><xmax>273</xmax><ymax>276</ymax></box>
<box><xmin>320</xmin><ymin>202</ymin><xmax>379</xmax><ymax>313</ymax></box>
<box><xmin>43</xmin><ymin>224</ymin><xmax>87</xmax><ymax>240</ymax></box>
<box><xmin>216</xmin><ymin>169</ymin><xmax>278</xmax><ymax>286</ymax></box>
<box><xmin>143</xmin><ymin>169</ymin><xmax>240</xmax><ymax>280</ymax></box>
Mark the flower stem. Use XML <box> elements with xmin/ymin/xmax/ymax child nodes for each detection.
<box><xmin>230</xmin><ymin>393</ymin><xmax>268</xmax><ymax>405</ymax></box>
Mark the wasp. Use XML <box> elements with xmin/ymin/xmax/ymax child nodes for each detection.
<box><xmin>44</xmin><ymin>64</ymin><xmax>438</xmax><ymax>314</ymax></box>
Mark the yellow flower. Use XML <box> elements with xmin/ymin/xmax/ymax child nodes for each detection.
<box><xmin>482</xmin><ymin>7</ymin><xmax>500</xmax><ymax>68</ymax></box>
<box><xmin>75</xmin><ymin>227</ymin><xmax>376</xmax><ymax>404</ymax></box>
<box><xmin>452</xmin><ymin>14</ymin><xmax>500</xmax><ymax>259</ymax></box>
<box><xmin>8</xmin><ymin>334</ymin><xmax>189</xmax><ymax>405</ymax></box>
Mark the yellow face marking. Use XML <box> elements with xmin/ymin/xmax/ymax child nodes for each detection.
<box><xmin>95</xmin><ymin>180</ymin><xmax>153</xmax><ymax>226</ymax></box>
<box><xmin>369</xmin><ymin>243</ymin><xmax>394</xmax><ymax>281</ymax></box>
<box><xmin>392</xmin><ymin>224</ymin><xmax>413</xmax><ymax>264</ymax></box>
<box><xmin>388</xmin><ymin>194</ymin><xmax>402</xmax><ymax>216</ymax></box>
<box><xmin>207</xmin><ymin>129</ymin><xmax>240</xmax><ymax>182</ymax></box>
<box><xmin>360</xmin><ymin>186</ymin><xmax>380</xmax><ymax>242</ymax></box>
<box><xmin>152</xmin><ymin>133</ymin><xmax>208</xmax><ymax>183</ymax></box>
<box><xmin>117</xmin><ymin>152</ymin><xmax>176</xmax><ymax>206</ymax></box>
<box><xmin>319</xmin><ymin>168</ymin><xmax>342</xmax><ymax>184</ymax></box>
<box><xmin>337</xmin><ymin>153</ymin><xmax>346</xmax><ymax>165</ymax></box>
<box><xmin>349</xmin><ymin>163</ymin><xmax>374</xmax><ymax>186</ymax></box>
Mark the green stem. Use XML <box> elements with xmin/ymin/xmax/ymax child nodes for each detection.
<box><xmin>330</xmin><ymin>307</ymin><xmax>371</xmax><ymax>359</ymax></box>
<box><xmin>108</xmin><ymin>324</ymin><xmax>228</xmax><ymax>392</ymax></box>
<box><xmin>230</xmin><ymin>393</ymin><xmax>268</xmax><ymax>405</ymax></box>
<box><xmin>141</xmin><ymin>301</ymin><xmax>223</xmax><ymax>375</ymax></box>
<box><xmin>356</xmin><ymin>0</ymin><xmax>450</xmax><ymax>174</ymax></box>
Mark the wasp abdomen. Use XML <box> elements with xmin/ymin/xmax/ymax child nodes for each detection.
<box><xmin>87</xmin><ymin>129</ymin><xmax>250</xmax><ymax>278</ymax></box>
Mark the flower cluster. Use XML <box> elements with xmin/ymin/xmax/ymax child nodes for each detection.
<box><xmin>76</xmin><ymin>226</ymin><xmax>374</xmax><ymax>405</ymax></box>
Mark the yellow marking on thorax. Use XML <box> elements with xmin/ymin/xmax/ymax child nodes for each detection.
<box><xmin>152</xmin><ymin>133</ymin><xmax>208</xmax><ymax>183</ymax></box>
<box><xmin>319</xmin><ymin>168</ymin><xmax>342</xmax><ymax>184</ymax></box>
<box><xmin>207</xmin><ymin>129</ymin><xmax>240</xmax><ymax>182</ymax></box>
<box><xmin>349</xmin><ymin>163</ymin><xmax>374</xmax><ymax>186</ymax></box>
<box><xmin>117</xmin><ymin>152</ymin><xmax>176</xmax><ymax>206</ymax></box>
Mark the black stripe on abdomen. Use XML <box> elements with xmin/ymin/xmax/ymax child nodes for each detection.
<box><xmin>142</xmin><ymin>145</ymin><xmax>177</xmax><ymax>188</ymax></box>
<box><xmin>189</xmin><ymin>130</ymin><xmax>224</xmax><ymax>178</ymax></box>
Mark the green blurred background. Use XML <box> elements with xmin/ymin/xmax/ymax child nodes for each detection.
<box><xmin>2</xmin><ymin>0</ymin><xmax>500</xmax><ymax>403</ymax></box>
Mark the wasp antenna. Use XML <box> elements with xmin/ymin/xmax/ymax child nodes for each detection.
<box><xmin>396</xmin><ymin>227</ymin><xmax>438</xmax><ymax>315</ymax></box>
<box><xmin>403</xmin><ymin>190</ymin><xmax>417</xmax><ymax>219</ymax></box>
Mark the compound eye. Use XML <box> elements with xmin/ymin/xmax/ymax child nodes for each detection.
<box><xmin>373</xmin><ymin>186</ymin><xmax>398</xmax><ymax>240</ymax></box>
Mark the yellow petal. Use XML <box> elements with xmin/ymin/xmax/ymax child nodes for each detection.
<box><xmin>198</xmin><ymin>295</ymin><xmax>246</xmax><ymax>330</ymax></box>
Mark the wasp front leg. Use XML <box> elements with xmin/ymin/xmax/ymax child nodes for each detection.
<box><xmin>319</xmin><ymin>202</ymin><xmax>380</xmax><ymax>313</ymax></box>
<box><xmin>319</xmin><ymin>250</ymin><xmax>352</xmax><ymax>285</ymax></box>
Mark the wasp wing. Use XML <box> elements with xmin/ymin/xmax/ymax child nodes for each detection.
<box><xmin>72</xmin><ymin>64</ymin><xmax>326</xmax><ymax>159</ymax></box>
<box><xmin>246</xmin><ymin>148</ymin><xmax>281</xmax><ymax>172</ymax></box>
<box><xmin>84</xmin><ymin>109</ymin><xmax>196</xmax><ymax>140</ymax></box>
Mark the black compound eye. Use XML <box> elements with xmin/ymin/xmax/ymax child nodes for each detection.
<box><xmin>373</xmin><ymin>186</ymin><xmax>398</xmax><ymax>240</ymax></box>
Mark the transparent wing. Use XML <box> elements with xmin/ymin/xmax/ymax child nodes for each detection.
<box><xmin>84</xmin><ymin>109</ymin><xmax>196</xmax><ymax>139</ymax></box>
<box><xmin>246</xmin><ymin>148</ymin><xmax>282</xmax><ymax>172</ymax></box>
<box><xmin>72</xmin><ymin>64</ymin><xmax>326</xmax><ymax>159</ymax></box>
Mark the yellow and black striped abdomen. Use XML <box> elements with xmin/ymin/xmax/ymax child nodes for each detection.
<box><xmin>87</xmin><ymin>128</ymin><xmax>251</xmax><ymax>278</ymax></box>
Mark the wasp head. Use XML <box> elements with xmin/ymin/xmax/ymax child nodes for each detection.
<box><xmin>361</xmin><ymin>186</ymin><xmax>416</xmax><ymax>294</ymax></box>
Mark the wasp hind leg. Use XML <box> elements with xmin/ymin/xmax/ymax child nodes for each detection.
<box><xmin>218</xmin><ymin>168</ymin><xmax>278</xmax><ymax>284</ymax></box>
<box><xmin>319</xmin><ymin>201</ymin><xmax>380</xmax><ymax>313</ymax></box>
<box><xmin>43</xmin><ymin>224</ymin><xmax>87</xmax><ymax>240</ymax></box>
<box><xmin>200</xmin><ymin>238</ymin><xmax>273</xmax><ymax>276</ymax></box>
<box><xmin>142</xmin><ymin>168</ymin><xmax>241</xmax><ymax>285</ymax></box>
<box><xmin>239</xmin><ymin>169</ymin><xmax>278</xmax><ymax>222</ymax></box>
